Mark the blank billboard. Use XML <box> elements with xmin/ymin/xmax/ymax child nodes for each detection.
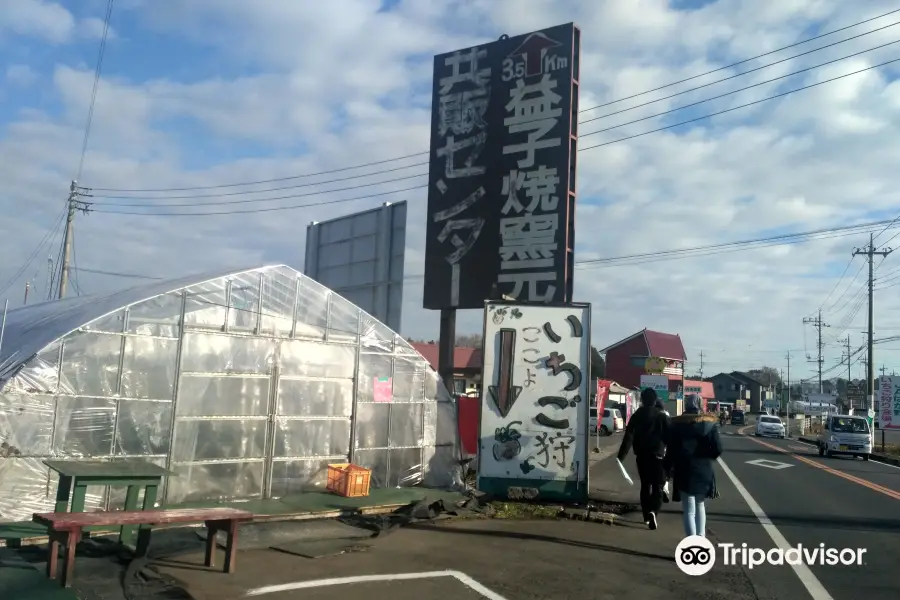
<box><xmin>304</xmin><ymin>202</ymin><xmax>407</xmax><ymax>332</ymax></box>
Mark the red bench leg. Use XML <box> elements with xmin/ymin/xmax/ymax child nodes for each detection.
<box><xmin>204</xmin><ymin>522</ymin><xmax>218</xmax><ymax>569</ymax></box>
<box><xmin>223</xmin><ymin>520</ymin><xmax>238</xmax><ymax>574</ymax></box>
<box><xmin>46</xmin><ymin>532</ymin><xmax>60</xmax><ymax>580</ymax></box>
<box><xmin>60</xmin><ymin>528</ymin><xmax>81</xmax><ymax>589</ymax></box>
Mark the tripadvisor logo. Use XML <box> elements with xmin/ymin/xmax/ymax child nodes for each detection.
<box><xmin>675</xmin><ymin>536</ymin><xmax>867</xmax><ymax>576</ymax></box>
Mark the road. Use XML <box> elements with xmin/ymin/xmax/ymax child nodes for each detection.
<box><xmin>709</xmin><ymin>424</ymin><xmax>900</xmax><ymax>600</ymax></box>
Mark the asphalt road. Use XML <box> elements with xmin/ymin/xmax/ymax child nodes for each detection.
<box><xmin>710</xmin><ymin>424</ymin><xmax>900</xmax><ymax>600</ymax></box>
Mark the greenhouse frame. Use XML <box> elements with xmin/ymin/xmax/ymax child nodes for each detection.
<box><xmin>0</xmin><ymin>265</ymin><xmax>461</xmax><ymax>523</ymax></box>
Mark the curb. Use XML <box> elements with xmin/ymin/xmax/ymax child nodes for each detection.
<box><xmin>796</xmin><ymin>437</ymin><xmax>900</xmax><ymax>466</ymax></box>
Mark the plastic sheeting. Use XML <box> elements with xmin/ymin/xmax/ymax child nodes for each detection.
<box><xmin>0</xmin><ymin>265</ymin><xmax>462</xmax><ymax>522</ymax></box>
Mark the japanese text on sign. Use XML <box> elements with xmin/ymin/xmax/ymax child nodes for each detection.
<box><xmin>433</xmin><ymin>47</ymin><xmax>491</xmax><ymax>307</ymax></box>
<box><xmin>498</xmin><ymin>73</ymin><xmax>563</xmax><ymax>302</ymax></box>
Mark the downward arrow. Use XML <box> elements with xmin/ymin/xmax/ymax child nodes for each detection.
<box><xmin>489</xmin><ymin>328</ymin><xmax>522</xmax><ymax>417</ymax></box>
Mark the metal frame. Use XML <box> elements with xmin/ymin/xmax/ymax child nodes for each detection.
<box><xmin>3</xmin><ymin>267</ymin><xmax>450</xmax><ymax>518</ymax></box>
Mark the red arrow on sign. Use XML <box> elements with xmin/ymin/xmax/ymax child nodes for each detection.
<box><xmin>508</xmin><ymin>32</ymin><xmax>562</xmax><ymax>77</ymax></box>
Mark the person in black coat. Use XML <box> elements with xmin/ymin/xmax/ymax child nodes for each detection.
<box><xmin>664</xmin><ymin>394</ymin><xmax>723</xmax><ymax>538</ymax></box>
<box><xmin>617</xmin><ymin>387</ymin><xmax>669</xmax><ymax>530</ymax></box>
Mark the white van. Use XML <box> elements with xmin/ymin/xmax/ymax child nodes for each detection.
<box><xmin>816</xmin><ymin>414</ymin><xmax>872</xmax><ymax>460</ymax></box>
<box><xmin>590</xmin><ymin>407</ymin><xmax>624</xmax><ymax>435</ymax></box>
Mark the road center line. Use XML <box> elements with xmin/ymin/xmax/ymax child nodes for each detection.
<box><xmin>244</xmin><ymin>570</ymin><xmax>510</xmax><ymax>599</ymax></box>
<box><xmin>747</xmin><ymin>437</ymin><xmax>900</xmax><ymax>501</ymax></box>
<box><xmin>716</xmin><ymin>457</ymin><xmax>835</xmax><ymax>600</ymax></box>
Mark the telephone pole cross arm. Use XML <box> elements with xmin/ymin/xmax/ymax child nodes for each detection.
<box><xmin>802</xmin><ymin>309</ymin><xmax>829</xmax><ymax>393</ymax></box>
<box><xmin>852</xmin><ymin>232</ymin><xmax>892</xmax><ymax>420</ymax></box>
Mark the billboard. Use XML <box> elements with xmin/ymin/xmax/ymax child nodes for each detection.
<box><xmin>877</xmin><ymin>376</ymin><xmax>900</xmax><ymax>429</ymax></box>
<box><xmin>304</xmin><ymin>202</ymin><xmax>406</xmax><ymax>332</ymax></box>
<box><xmin>477</xmin><ymin>301</ymin><xmax>591</xmax><ymax>501</ymax></box>
<box><xmin>423</xmin><ymin>23</ymin><xmax>581</xmax><ymax>310</ymax></box>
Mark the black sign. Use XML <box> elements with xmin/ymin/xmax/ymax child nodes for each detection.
<box><xmin>423</xmin><ymin>23</ymin><xmax>580</xmax><ymax>310</ymax></box>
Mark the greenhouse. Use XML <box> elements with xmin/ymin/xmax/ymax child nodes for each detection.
<box><xmin>0</xmin><ymin>264</ymin><xmax>461</xmax><ymax>523</ymax></box>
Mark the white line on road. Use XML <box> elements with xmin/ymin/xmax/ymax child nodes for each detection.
<box><xmin>716</xmin><ymin>457</ymin><xmax>835</xmax><ymax>600</ymax></box>
<box><xmin>244</xmin><ymin>570</ymin><xmax>509</xmax><ymax>599</ymax></box>
<box><xmin>793</xmin><ymin>439</ymin><xmax>900</xmax><ymax>471</ymax></box>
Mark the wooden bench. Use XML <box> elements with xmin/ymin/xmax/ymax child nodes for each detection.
<box><xmin>32</xmin><ymin>507</ymin><xmax>253</xmax><ymax>588</ymax></box>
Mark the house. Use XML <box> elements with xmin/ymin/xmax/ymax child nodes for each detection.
<box><xmin>410</xmin><ymin>343</ymin><xmax>482</xmax><ymax>395</ymax></box>
<box><xmin>683</xmin><ymin>379</ymin><xmax>715</xmax><ymax>407</ymax></box>
<box><xmin>599</xmin><ymin>329</ymin><xmax>687</xmax><ymax>410</ymax></box>
<box><xmin>708</xmin><ymin>371</ymin><xmax>775</xmax><ymax>413</ymax></box>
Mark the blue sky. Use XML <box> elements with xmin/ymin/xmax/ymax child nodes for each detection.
<box><xmin>4</xmin><ymin>0</ymin><xmax>900</xmax><ymax>379</ymax></box>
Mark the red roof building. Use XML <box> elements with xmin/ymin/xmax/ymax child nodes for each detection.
<box><xmin>599</xmin><ymin>329</ymin><xmax>687</xmax><ymax>391</ymax></box>
<box><xmin>410</xmin><ymin>342</ymin><xmax>482</xmax><ymax>395</ymax></box>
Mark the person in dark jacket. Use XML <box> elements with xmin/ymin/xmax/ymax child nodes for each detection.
<box><xmin>617</xmin><ymin>387</ymin><xmax>669</xmax><ymax>530</ymax></box>
<box><xmin>664</xmin><ymin>394</ymin><xmax>723</xmax><ymax>538</ymax></box>
<box><xmin>654</xmin><ymin>399</ymin><xmax>672</xmax><ymax>502</ymax></box>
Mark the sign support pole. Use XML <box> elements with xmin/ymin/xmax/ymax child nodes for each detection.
<box><xmin>438</xmin><ymin>308</ymin><xmax>457</xmax><ymax>393</ymax></box>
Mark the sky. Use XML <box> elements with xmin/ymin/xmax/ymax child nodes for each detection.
<box><xmin>4</xmin><ymin>0</ymin><xmax>900</xmax><ymax>383</ymax></box>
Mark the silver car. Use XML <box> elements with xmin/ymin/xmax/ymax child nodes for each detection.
<box><xmin>816</xmin><ymin>414</ymin><xmax>872</xmax><ymax>460</ymax></box>
<box><xmin>755</xmin><ymin>415</ymin><xmax>785</xmax><ymax>438</ymax></box>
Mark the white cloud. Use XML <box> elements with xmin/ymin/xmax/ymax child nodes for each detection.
<box><xmin>3</xmin><ymin>0</ymin><xmax>900</xmax><ymax>380</ymax></box>
<box><xmin>4</xmin><ymin>64</ymin><xmax>37</xmax><ymax>87</ymax></box>
<box><xmin>0</xmin><ymin>0</ymin><xmax>112</xmax><ymax>44</ymax></box>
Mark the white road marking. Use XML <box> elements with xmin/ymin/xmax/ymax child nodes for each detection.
<box><xmin>745</xmin><ymin>459</ymin><xmax>793</xmax><ymax>470</ymax></box>
<box><xmin>244</xmin><ymin>570</ymin><xmax>509</xmax><ymax>599</ymax></box>
<box><xmin>717</xmin><ymin>457</ymin><xmax>835</xmax><ymax>600</ymax></box>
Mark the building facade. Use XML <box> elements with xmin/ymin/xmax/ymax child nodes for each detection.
<box><xmin>708</xmin><ymin>371</ymin><xmax>774</xmax><ymax>413</ymax></box>
<box><xmin>599</xmin><ymin>328</ymin><xmax>687</xmax><ymax>393</ymax></box>
<box><xmin>409</xmin><ymin>343</ymin><xmax>482</xmax><ymax>395</ymax></box>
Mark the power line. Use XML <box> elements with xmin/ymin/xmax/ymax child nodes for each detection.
<box><xmin>72</xmin><ymin>267</ymin><xmax>163</xmax><ymax>280</ymax></box>
<box><xmin>87</xmin><ymin>36</ymin><xmax>900</xmax><ymax>208</ymax></box>
<box><xmin>75</xmin><ymin>0</ymin><xmax>114</xmax><ymax>182</ymax></box>
<box><xmin>82</xmin><ymin>8</ymin><xmax>900</xmax><ymax>194</ymax></box>
<box><xmin>401</xmin><ymin>216</ymin><xmax>900</xmax><ymax>282</ymax></box>
<box><xmin>578</xmin><ymin>56</ymin><xmax>900</xmax><ymax>154</ymax></box>
<box><xmin>0</xmin><ymin>205</ymin><xmax>68</xmax><ymax>299</ymax></box>
<box><xmin>817</xmin><ymin>256</ymin><xmax>854</xmax><ymax>313</ymax></box>
<box><xmin>90</xmin><ymin>55</ymin><xmax>900</xmax><ymax>218</ymax></box>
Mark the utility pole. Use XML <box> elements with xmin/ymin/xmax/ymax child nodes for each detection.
<box><xmin>699</xmin><ymin>350</ymin><xmax>704</xmax><ymax>379</ymax></box>
<box><xmin>880</xmin><ymin>365</ymin><xmax>888</xmax><ymax>376</ymax></box>
<box><xmin>785</xmin><ymin>352</ymin><xmax>791</xmax><ymax>411</ymax></box>
<box><xmin>841</xmin><ymin>335</ymin><xmax>852</xmax><ymax>383</ymax></box>
<box><xmin>57</xmin><ymin>181</ymin><xmax>90</xmax><ymax>300</ymax></box>
<box><xmin>803</xmin><ymin>309</ymin><xmax>829</xmax><ymax>393</ymax></box>
<box><xmin>853</xmin><ymin>232</ymin><xmax>892</xmax><ymax>420</ymax></box>
<box><xmin>23</xmin><ymin>282</ymin><xmax>30</xmax><ymax>305</ymax></box>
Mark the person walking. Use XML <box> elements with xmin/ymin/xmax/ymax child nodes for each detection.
<box><xmin>654</xmin><ymin>398</ymin><xmax>672</xmax><ymax>503</ymax></box>
<box><xmin>617</xmin><ymin>387</ymin><xmax>669</xmax><ymax>530</ymax></box>
<box><xmin>664</xmin><ymin>393</ymin><xmax>723</xmax><ymax>538</ymax></box>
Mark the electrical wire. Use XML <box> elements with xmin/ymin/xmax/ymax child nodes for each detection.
<box><xmin>71</xmin><ymin>267</ymin><xmax>163</xmax><ymax>280</ymax></box>
<box><xmin>88</xmin><ymin>37</ymin><xmax>900</xmax><ymax>208</ymax></box>
<box><xmin>90</xmin><ymin>55</ymin><xmax>900</xmax><ymax>217</ymax></box>
<box><xmin>0</xmin><ymin>205</ymin><xmax>68</xmax><ymax>299</ymax></box>
<box><xmin>76</xmin><ymin>0</ymin><xmax>114</xmax><ymax>182</ymax></box>
<box><xmin>817</xmin><ymin>257</ymin><xmax>855</xmax><ymax>313</ymax></box>
<box><xmin>398</xmin><ymin>216</ymin><xmax>900</xmax><ymax>283</ymax></box>
<box><xmin>82</xmin><ymin>7</ymin><xmax>900</xmax><ymax>194</ymax></box>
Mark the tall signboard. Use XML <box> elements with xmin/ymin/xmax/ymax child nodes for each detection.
<box><xmin>478</xmin><ymin>301</ymin><xmax>591</xmax><ymax>501</ymax></box>
<box><xmin>305</xmin><ymin>202</ymin><xmax>406</xmax><ymax>332</ymax></box>
<box><xmin>877</xmin><ymin>375</ymin><xmax>900</xmax><ymax>429</ymax></box>
<box><xmin>423</xmin><ymin>24</ymin><xmax>581</xmax><ymax>310</ymax></box>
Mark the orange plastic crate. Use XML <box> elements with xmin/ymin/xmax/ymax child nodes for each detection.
<box><xmin>326</xmin><ymin>463</ymin><xmax>371</xmax><ymax>498</ymax></box>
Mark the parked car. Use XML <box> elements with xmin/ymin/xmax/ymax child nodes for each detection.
<box><xmin>730</xmin><ymin>409</ymin><xmax>745</xmax><ymax>425</ymax></box>
<box><xmin>755</xmin><ymin>415</ymin><xmax>785</xmax><ymax>438</ymax></box>
<box><xmin>817</xmin><ymin>414</ymin><xmax>872</xmax><ymax>460</ymax></box>
<box><xmin>590</xmin><ymin>407</ymin><xmax>624</xmax><ymax>435</ymax></box>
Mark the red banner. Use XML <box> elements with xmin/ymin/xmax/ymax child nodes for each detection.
<box><xmin>457</xmin><ymin>395</ymin><xmax>479</xmax><ymax>455</ymax></box>
<box><xmin>596</xmin><ymin>379</ymin><xmax>611</xmax><ymax>433</ymax></box>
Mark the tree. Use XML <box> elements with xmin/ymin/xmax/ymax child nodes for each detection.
<box><xmin>456</xmin><ymin>334</ymin><xmax>483</xmax><ymax>348</ymax></box>
<box><xmin>747</xmin><ymin>366</ymin><xmax>782</xmax><ymax>386</ymax></box>
<box><xmin>591</xmin><ymin>346</ymin><xmax>605</xmax><ymax>379</ymax></box>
